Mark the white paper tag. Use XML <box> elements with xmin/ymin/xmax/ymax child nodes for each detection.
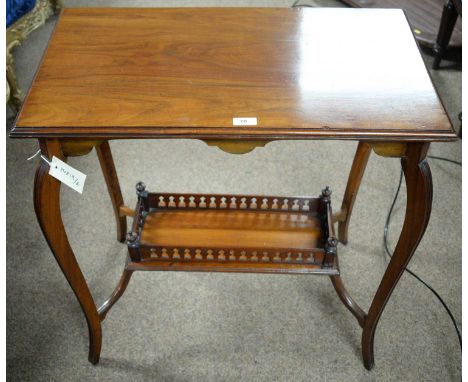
<box><xmin>49</xmin><ymin>156</ymin><xmax>86</xmax><ymax>194</ymax></box>
<box><xmin>233</xmin><ymin>117</ymin><xmax>257</xmax><ymax>126</ymax></box>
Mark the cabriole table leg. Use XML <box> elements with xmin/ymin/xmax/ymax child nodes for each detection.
<box><xmin>34</xmin><ymin>138</ymin><xmax>102</xmax><ymax>364</ymax></box>
<box><xmin>362</xmin><ymin>142</ymin><xmax>432</xmax><ymax>369</ymax></box>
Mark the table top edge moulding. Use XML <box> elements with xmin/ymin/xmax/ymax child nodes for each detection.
<box><xmin>10</xmin><ymin>7</ymin><xmax>456</xmax><ymax>142</ymax></box>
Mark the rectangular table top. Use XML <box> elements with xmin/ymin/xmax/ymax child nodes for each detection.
<box><xmin>11</xmin><ymin>7</ymin><xmax>456</xmax><ymax>141</ymax></box>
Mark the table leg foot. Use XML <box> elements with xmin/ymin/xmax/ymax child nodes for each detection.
<box><xmin>361</xmin><ymin>142</ymin><xmax>432</xmax><ymax>369</ymax></box>
<box><xmin>34</xmin><ymin>139</ymin><xmax>102</xmax><ymax>365</ymax></box>
<box><xmin>96</xmin><ymin>141</ymin><xmax>127</xmax><ymax>243</ymax></box>
<box><xmin>338</xmin><ymin>142</ymin><xmax>371</xmax><ymax>244</ymax></box>
<box><xmin>88</xmin><ymin>332</ymin><xmax>102</xmax><ymax>365</ymax></box>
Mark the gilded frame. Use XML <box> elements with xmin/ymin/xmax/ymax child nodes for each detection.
<box><xmin>6</xmin><ymin>0</ymin><xmax>61</xmax><ymax>111</ymax></box>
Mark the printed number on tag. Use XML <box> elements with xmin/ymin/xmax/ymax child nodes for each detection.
<box><xmin>49</xmin><ymin>156</ymin><xmax>86</xmax><ymax>194</ymax></box>
<box><xmin>233</xmin><ymin>117</ymin><xmax>257</xmax><ymax>126</ymax></box>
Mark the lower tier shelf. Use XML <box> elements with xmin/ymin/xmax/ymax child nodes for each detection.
<box><xmin>126</xmin><ymin>185</ymin><xmax>339</xmax><ymax>275</ymax></box>
<box><xmin>126</xmin><ymin>258</ymin><xmax>339</xmax><ymax>275</ymax></box>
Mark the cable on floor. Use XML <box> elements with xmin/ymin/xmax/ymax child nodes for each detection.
<box><xmin>428</xmin><ymin>155</ymin><xmax>462</xmax><ymax>166</ymax></box>
<box><xmin>291</xmin><ymin>1</ymin><xmax>314</xmax><ymax>7</ymax></box>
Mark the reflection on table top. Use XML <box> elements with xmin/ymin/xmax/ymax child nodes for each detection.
<box><xmin>12</xmin><ymin>8</ymin><xmax>455</xmax><ymax>141</ymax></box>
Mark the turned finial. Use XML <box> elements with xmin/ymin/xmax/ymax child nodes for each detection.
<box><xmin>321</xmin><ymin>186</ymin><xmax>332</xmax><ymax>203</ymax></box>
<box><xmin>136</xmin><ymin>181</ymin><xmax>146</xmax><ymax>194</ymax></box>
<box><xmin>126</xmin><ymin>231</ymin><xmax>138</xmax><ymax>243</ymax></box>
<box><xmin>325</xmin><ymin>237</ymin><xmax>338</xmax><ymax>255</ymax></box>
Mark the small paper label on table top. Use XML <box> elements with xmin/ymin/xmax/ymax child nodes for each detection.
<box><xmin>49</xmin><ymin>156</ymin><xmax>86</xmax><ymax>194</ymax></box>
<box><xmin>233</xmin><ymin>117</ymin><xmax>257</xmax><ymax>126</ymax></box>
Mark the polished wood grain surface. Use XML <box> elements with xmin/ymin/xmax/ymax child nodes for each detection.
<box><xmin>140</xmin><ymin>210</ymin><xmax>322</xmax><ymax>250</ymax></box>
<box><xmin>12</xmin><ymin>8</ymin><xmax>455</xmax><ymax>141</ymax></box>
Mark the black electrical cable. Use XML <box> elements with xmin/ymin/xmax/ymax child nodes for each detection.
<box><xmin>291</xmin><ymin>1</ymin><xmax>314</xmax><ymax>7</ymax></box>
<box><xmin>428</xmin><ymin>155</ymin><xmax>462</xmax><ymax>166</ymax></box>
<box><xmin>384</xmin><ymin>157</ymin><xmax>462</xmax><ymax>351</ymax></box>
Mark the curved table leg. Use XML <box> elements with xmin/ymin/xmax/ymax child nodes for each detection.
<box><xmin>98</xmin><ymin>268</ymin><xmax>134</xmax><ymax>321</ymax></box>
<box><xmin>362</xmin><ymin>142</ymin><xmax>432</xmax><ymax>370</ymax></box>
<box><xmin>96</xmin><ymin>141</ymin><xmax>127</xmax><ymax>243</ymax></box>
<box><xmin>338</xmin><ymin>142</ymin><xmax>371</xmax><ymax>244</ymax></box>
<box><xmin>34</xmin><ymin>139</ymin><xmax>102</xmax><ymax>364</ymax></box>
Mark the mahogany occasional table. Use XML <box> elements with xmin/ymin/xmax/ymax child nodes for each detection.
<box><xmin>10</xmin><ymin>8</ymin><xmax>457</xmax><ymax>370</ymax></box>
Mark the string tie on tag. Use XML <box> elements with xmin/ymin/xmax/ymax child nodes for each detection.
<box><xmin>27</xmin><ymin>149</ymin><xmax>52</xmax><ymax>166</ymax></box>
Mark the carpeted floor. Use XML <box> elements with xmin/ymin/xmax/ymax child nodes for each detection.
<box><xmin>6</xmin><ymin>1</ymin><xmax>461</xmax><ymax>381</ymax></box>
